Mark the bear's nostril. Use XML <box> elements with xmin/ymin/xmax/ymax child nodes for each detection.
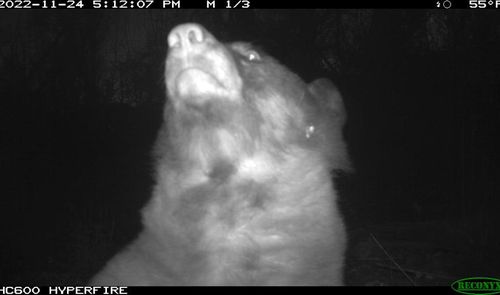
<box><xmin>187</xmin><ymin>28</ymin><xmax>204</xmax><ymax>44</ymax></box>
<box><xmin>168</xmin><ymin>32</ymin><xmax>181</xmax><ymax>48</ymax></box>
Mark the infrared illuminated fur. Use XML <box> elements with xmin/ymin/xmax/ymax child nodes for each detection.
<box><xmin>90</xmin><ymin>23</ymin><xmax>351</xmax><ymax>286</ymax></box>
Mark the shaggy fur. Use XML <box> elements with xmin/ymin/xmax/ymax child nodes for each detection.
<box><xmin>90</xmin><ymin>23</ymin><xmax>350</xmax><ymax>286</ymax></box>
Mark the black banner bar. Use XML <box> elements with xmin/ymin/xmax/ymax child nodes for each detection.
<box><xmin>0</xmin><ymin>286</ymin><xmax>459</xmax><ymax>295</ymax></box>
<box><xmin>0</xmin><ymin>0</ymin><xmax>488</xmax><ymax>9</ymax></box>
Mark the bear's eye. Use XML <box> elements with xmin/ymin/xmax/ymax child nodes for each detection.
<box><xmin>247</xmin><ymin>51</ymin><xmax>260</xmax><ymax>62</ymax></box>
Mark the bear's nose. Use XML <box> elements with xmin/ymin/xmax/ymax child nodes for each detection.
<box><xmin>168</xmin><ymin>23</ymin><xmax>208</xmax><ymax>49</ymax></box>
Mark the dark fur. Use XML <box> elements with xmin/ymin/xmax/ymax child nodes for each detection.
<box><xmin>90</xmin><ymin>23</ymin><xmax>350</xmax><ymax>286</ymax></box>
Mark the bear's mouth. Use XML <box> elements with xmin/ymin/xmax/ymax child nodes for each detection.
<box><xmin>174</xmin><ymin>67</ymin><xmax>226</xmax><ymax>100</ymax></box>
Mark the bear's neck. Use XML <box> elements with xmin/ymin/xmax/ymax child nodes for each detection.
<box><xmin>168</xmin><ymin>107</ymin><xmax>260</xmax><ymax>179</ymax></box>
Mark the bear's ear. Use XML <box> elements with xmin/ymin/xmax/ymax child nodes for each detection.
<box><xmin>307</xmin><ymin>78</ymin><xmax>353</xmax><ymax>173</ymax></box>
<box><xmin>307</xmin><ymin>78</ymin><xmax>346</xmax><ymax>126</ymax></box>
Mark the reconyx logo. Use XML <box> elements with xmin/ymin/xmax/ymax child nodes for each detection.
<box><xmin>451</xmin><ymin>277</ymin><xmax>500</xmax><ymax>295</ymax></box>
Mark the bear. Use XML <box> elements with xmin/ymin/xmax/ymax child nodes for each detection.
<box><xmin>90</xmin><ymin>23</ymin><xmax>351</xmax><ymax>286</ymax></box>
